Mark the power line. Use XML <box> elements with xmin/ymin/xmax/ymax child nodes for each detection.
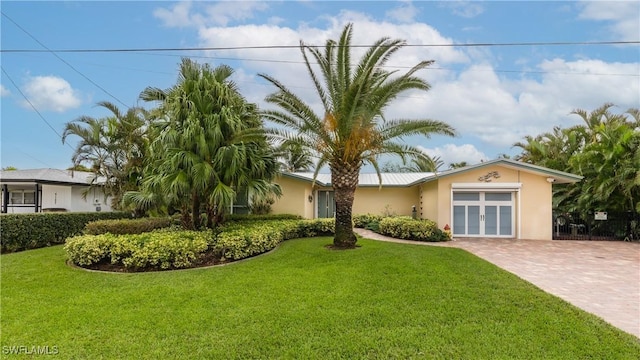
<box><xmin>1</xmin><ymin>11</ymin><xmax>130</xmax><ymax>108</ymax></box>
<box><xmin>1</xmin><ymin>66</ymin><xmax>75</xmax><ymax>152</ymax></box>
<box><xmin>1</xmin><ymin>41</ymin><xmax>638</xmax><ymax>53</ymax></box>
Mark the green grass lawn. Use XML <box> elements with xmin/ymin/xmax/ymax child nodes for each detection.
<box><xmin>2</xmin><ymin>237</ymin><xmax>639</xmax><ymax>359</ymax></box>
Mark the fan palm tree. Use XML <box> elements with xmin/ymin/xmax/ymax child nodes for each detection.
<box><xmin>260</xmin><ymin>23</ymin><xmax>455</xmax><ymax>248</ymax></box>
<box><xmin>132</xmin><ymin>58</ymin><xmax>280</xmax><ymax>229</ymax></box>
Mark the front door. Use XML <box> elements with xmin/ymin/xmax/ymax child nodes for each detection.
<box><xmin>317</xmin><ymin>190</ymin><xmax>335</xmax><ymax>218</ymax></box>
<box><xmin>452</xmin><ymin>192</ymin><xmax>514</xmax><ymax>237</ymax></box>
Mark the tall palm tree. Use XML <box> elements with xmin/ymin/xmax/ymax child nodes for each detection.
<box><xmin>62</xmin><ymin>101</ymin><xmax>149</xmax><ymax>209</ymax></box>
<box><xmin>260</xmin><ymin>24</ymin><xmax>456</xmax><ymax>248</ymax></box>
<box><xmin>133</xmin><ymin>58</ymin><xmax>280</xmax><ymax>229</ymax></box>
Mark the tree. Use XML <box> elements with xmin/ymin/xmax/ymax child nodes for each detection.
<box><xmin>260</xmin><ymin>24</ymin><xmax>455</xmax><ymax>248</ymax></box>
<box><xmin>513</xmin><ymin>103</ymin><xmax>639</xmax><ymax>214</ymax></box>
<box><xmin>62</xmin><ymin>101</ymin><xmax>149</xmax><ymax>209</ymax></box>
<box><xmin>132</xmin><ymin>58</ymin><xmax>280</xmax><ymax>229</ymax></box>
<box><xmin>1</xmin><ymin>166</ymin><xmax>17</xmax><ymax>171</ymax></box>
<box><xmin>449</xmin><ymin>161</ymin><xmax>468</xmax><ymax>169</ymax></box>
<box><xmin>381</xmin><ymin>154</ymin><xmax>443</xmax><ymax>173</ymax></box>
<box><xmin>277</xmin><ymin>140</ymin><xmax>314</xmax><ymax>172</ymax></box>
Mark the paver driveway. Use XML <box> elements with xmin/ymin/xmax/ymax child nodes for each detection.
<box><xmin>354</xmin><ymin>229</ymin><xmax>640</xmax><ymax>338</ymax></box>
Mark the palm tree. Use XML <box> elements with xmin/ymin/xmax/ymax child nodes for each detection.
<box><xmin>449</xmin><ymin>161</ymin><xmax>468</xmax><ymax>169</ymax></box>
<box><xmin>260</xmin><ymin>24</ymin><xmax>456</xmax><ymax>248</ymax></box>
<box><xmin>133</xmin><ymin>58</ymin><xmax>280</xmax><ymax>229</ymax></box>
<box><xmin>277</xmin><ymin>140</ymin><xmax>314</xmax><ymax>172</ymax></box>
<box><xmin>62</xmin><ymin>101</ymin><xmax>149</xmax><ymax>209</ymax></box>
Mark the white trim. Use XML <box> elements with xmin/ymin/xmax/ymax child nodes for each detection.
<box><xmin>452</xmin><ymin>182</ymin><xmax>522</xmax><ymax>190</ymax></box>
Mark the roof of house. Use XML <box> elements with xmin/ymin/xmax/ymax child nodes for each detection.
<box><xmin>283</xmin><ymin>159</ymin><xmax>583</xmax><ymax>187</ymax></box>
<box><xmin>0</xmin><ymin>168</ymin><xmax>101</xmax><ymax>186</ymax></box>
<box><xmin>285</xmin><ymin>172</ymin><xmax>435</xmax><ymax>187</ymax></box>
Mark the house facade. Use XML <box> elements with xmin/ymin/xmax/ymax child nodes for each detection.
<box><xmin>0</xmin><ymin>169</ymin><xmax>113</xmax><ymax>213</ymax></box>
<box><xmin>271</xmin><ymin>159</ymin><xmax>582</xmax><ymax>240</ymax></box>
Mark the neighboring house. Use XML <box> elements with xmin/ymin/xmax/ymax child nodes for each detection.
<box><xmin>271</xmin><ymin>159</ymin><xmax>582</xmax><ymax>240</ymax></box>
<box><xmin>0</xmin><ymin>168</ymin><xmax>113</xmax><ymax>213</ymax></box>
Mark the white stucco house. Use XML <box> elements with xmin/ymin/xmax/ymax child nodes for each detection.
<box><xmin>0</xmin><ymin>168</ymin><xmax>113</xmax><ymax>213</ymax></box>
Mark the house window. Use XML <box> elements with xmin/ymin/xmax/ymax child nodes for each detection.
<box><xmin>10</xmin><ymin>191</ymin><xmax>36</xmax><ymax>204</ymax></box>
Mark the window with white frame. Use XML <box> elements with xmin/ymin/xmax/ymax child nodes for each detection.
<box><xmin>9</xmin><ymin>191</ymin><xmax>36</xmax><ymax>205</ymax></box>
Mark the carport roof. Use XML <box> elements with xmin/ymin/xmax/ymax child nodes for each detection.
<box><xmin>0</xmin><ymin>168</ymin><xmax>102</xmax><ymax>186</ymax></box>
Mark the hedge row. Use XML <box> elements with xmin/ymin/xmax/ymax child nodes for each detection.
<box><xmin>378</xmin><ymin>216</ymin><xmax>451</xmax><ymax>242</ymax></box>
<box><xmin>84</xmin><ymin>217</ymin><xmax>173</xmax><ymax>235</ymax></box>
<box><xmin>1</xmin><ymin>212</ymin><xmax>131</xmax><ymax>253</ymax></box>
<box><xmin>65</xmin><ymin>218</ymin><xmax>336</xmax><ymax>271</ymax></box>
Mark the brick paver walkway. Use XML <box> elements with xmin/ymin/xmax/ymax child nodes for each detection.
<box><xmin>354</xmin><ymin>228</ymin><xmax>640</xmax><ymax>338</ymax></box>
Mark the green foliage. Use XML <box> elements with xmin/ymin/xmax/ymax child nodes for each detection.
<box><xmin>260</xmin><ymin>23</ymin><xmax>455</xmax><ymax>248</ymax></box>
<box><xmin>0</xmin><ymin>212</ymin><xmax>130</xmax><ymax>253</ymax></box>
<box><xmin>135</xmin><ymin>58</ymin><xmax>281</xmax><ymax>230</ymax></box>
<box><xmin>65</xmin><ymin>218</ymin><xmax>335</xmax><ymax>271</ymax></box>
<box><xmin>84</xmin><ymin>217</ymin><xmax>173</xmax><ymax>235</ymax></box>
<box><xmin>226</xmin><ymin>213</ymin><xmax>302</xmax><ymax>222</ymax></box>
<box><xmin>62</xmin><ymin>101</ymin><xmax>150</xmax><ymax>210</ymax></box>
<box><xmin>353</xmin><ymin>213</ymin><xmax>383</xmax><ymax>228</ymax></box>
<box><xmin>378</xmin><ymin>216</ymin><xmax>451</xmax><ymax>242</ymax></box>
<box><xmin>65</xmin><ymin>230</ymin><xmax>212</xmax><ymax>270</ymax></box>
<box><xmin>514</xmin><ymin>104</ymin><xmax>639</xmax><ymax>214</ymax></box>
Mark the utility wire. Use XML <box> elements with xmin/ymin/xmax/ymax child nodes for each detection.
<box><xmin>1</xmin><ymin>66</ymin><xmax>75</xmax><ymax>152</ymax></box>
<box><xmin>1</xmin><ymin>11</ymin><xmax>129</xmax><ymax>108</ymax></box>
<box><xmin>2</xmin><ymin>40</ymin><xmax>638</xmax><ymax>53</ymax></box>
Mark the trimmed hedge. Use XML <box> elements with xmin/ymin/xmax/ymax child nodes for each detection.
<box><xmin>84</xmin><ymin>217</ymin><xmax>173</xmax><ymax>235</ymax></box>
<box><xmin>1</xmin><ymin>212</ymin><xmax>131</xmax><ymax>253</ymax></box>
<box><xmin>65</xmin><ymin>218</ymin><xmax>336</xmax><ymax>271</ymax></box>
<box><xmin>65</xmin><ymin>230</ymin><xmax>212</xmax><ymax>270</ymax></box>
<box><xmin>225</xmin><ymin>214</ymin><xmax>302</xmax><ymax>222</ymax></box>
<box><xmin>378</xmin><ymin>216</ymin><xmax>451</xmax><ymax>242</ymax></box>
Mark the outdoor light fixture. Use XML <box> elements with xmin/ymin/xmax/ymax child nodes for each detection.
<box><xmin>546</xmin><ymin>177</ymin><xmax>556</xmax><ymax>183</ymax></box>
<box><xmin>308</xmin><ymin>195</ymin><xmax>313</xmax><ymax>203</ymax></box>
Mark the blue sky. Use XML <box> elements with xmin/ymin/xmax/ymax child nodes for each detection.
<box><xmin>1</xmin><ymin>1</ymin><xmax>639</xmax><ymax>170</ymax></box>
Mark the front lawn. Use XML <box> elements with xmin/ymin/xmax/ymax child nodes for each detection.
<box><xmin>2</xmin><ymin>238</ymin><xmax>638</xmax><ymax>359</ymax></box>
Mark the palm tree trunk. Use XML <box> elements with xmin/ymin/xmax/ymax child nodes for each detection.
<box><xmin>331</xmin><ymin>164</ymin><xmax>359</xmax><ymax>248</ymax></box>
<box><xmin>192</xmin><ymin>192</ymin><xmax>201</xmax><ymax>230</ymax></box>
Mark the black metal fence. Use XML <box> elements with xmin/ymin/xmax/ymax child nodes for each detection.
<box><xmin>552</xmin><ymin>211</ymin><xmax>639</xmax><ymax>241</ymax></box>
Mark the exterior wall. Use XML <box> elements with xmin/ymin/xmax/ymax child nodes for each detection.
<box><xmin>518</xmin><ymin>171</ymin><xmax>552</xmax><ymax>240</ymax></box>
<box><xmin>352</xmin><ymin>186</ymin><xmax>419</xmax><ymax>217</ymax></box>
<box><xmin>420</xmin><ymin>181</ymin><xmax>439</xmax><ymax>221</ymax></box>
<box><xmin>70</xmin><ymin>186</ymin><xmax>113</xmax><ymax>212</ymax></box>
<box><xmin>271</xmin><ymin>176</ymin><xmax>314</xmax><ymax>218</ymax></box>
<box><xmin>42</xmin><ymin>184</ymin><xmax>72</xmax><ymax>211</ymax></box>
<box><xmin>433</xmin><ymin>165</ymin><xmax>552</xmax><ymax>240</ymax></box>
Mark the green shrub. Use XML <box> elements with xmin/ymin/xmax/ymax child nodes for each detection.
<box><xmin>65</xmin><ymin>230</ymin><xmax>213</xmax><ymax>270</ymax></box>
<box><xmin>297</xmin><ymin>218</ymin><xmax>335</xmax><ymax>237</ymax></box>
<box><xmin>1</xmin><ymin>212</ymin><xmax>131</xmax><ymax>253</ymax></box>
<box><xmin>84</xmin><ymin>217</ymin><xmax>172</xmax><ymax>235</ymax></box>
<box><xmin>65</xmin><ymin>219</ymin><xmax>336</xmax><ymax>271</ymax></box>
<box><xmin>378</xmin><ymin>217</ymin><xmax>451</xmax><ymax>242</ymax></box>
<box><xmin>226</xmin><ymin>214</ymin><xmax>302</xmax><ymax>222</ymax></box>
<box><xmin>353</xmin><ymin>214</ymin><xmax>383</xmax><ymax>228</ymax></box>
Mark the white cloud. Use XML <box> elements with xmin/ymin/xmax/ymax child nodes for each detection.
<box><xmin>0</xmin><ymin>84</ymin><xmax>10</xmax><ymax>97</ymax></box>
<box><xmin>154</xmin><ymin>1</ymin><xmax>269</xmax><ymax>28</ymax></box>
<box><xmin>21</xmin><ymin>75</ymin><xmax>82</xmax><ymax>112</ymax></box>
<box><xmin>385</xmin><ymin>1</ymin><xmax>419</xmax><ymax>23</ymax></box>
<box><xmin>418</xmin><ymin>143</ymin><xmax>488</xmax><ymax>167</ymax></box>
<box><xmin>205</xmin><ymin>1</ymin><xmax>269</xmax><ymax>26</ymax></box>
<box><xmin>578</xmin><ymin>1</ymin><xmax>640</xmax><ymax>41</ymax></box>
<box><xmin>152</xmin><ymin>4</ymin><xmax>638</xmax><ymax>161</ymax></box>
<box><xmin>153</xmin><ymin>1</ymin><xmax>197</xmax><ymax>28</ymax></box>
<box><xmin>441</xmin><ymin>1</ymin><xmax>484</xmax><ymax>18</ymax></box>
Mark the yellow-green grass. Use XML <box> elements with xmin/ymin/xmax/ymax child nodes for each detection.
<box><xmin>2</xmin><ymin>238</ymin><xmax>638</xmax><ymax>359</ymax></box>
